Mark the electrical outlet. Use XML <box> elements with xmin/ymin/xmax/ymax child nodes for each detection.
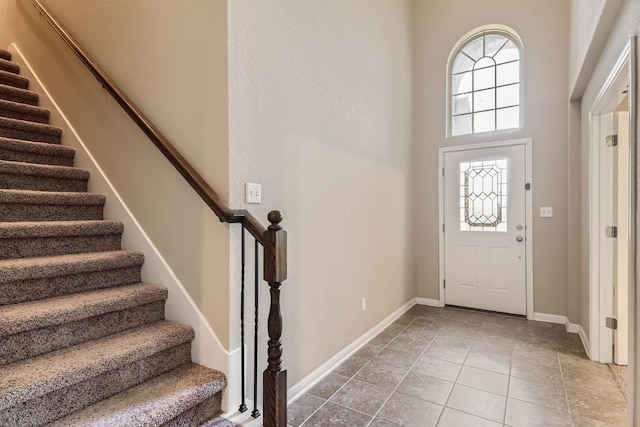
<box><xmin>245</xmin><ymin>183</ymin><xmax>261</xmax><ymax>204</ymax></box>
<box><xmin>540</xmin><ymin>207</ymin><xmax>553</xmax><ymax>218</ymax></box>
<box><xmin>361</xmin><ymin>298</ymin><xmax>366</xmax><ymax>312</ymax></box>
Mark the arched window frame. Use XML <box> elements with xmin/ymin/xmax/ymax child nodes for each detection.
<box><xmin>447</xmin><ymin>26</ymin><xmax>524</xmax><ymax>137</ymax></box>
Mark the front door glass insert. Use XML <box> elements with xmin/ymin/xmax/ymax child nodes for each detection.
<box><xmin>459</xmin><ymin>158</ymin><xmax>508</xmax><ymax>232</ymax></box>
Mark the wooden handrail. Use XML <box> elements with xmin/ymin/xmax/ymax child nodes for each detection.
<box><xmin>29</xmin><ymin>0</ymin><xmax>267</xmax><ymax>243</ymax></box>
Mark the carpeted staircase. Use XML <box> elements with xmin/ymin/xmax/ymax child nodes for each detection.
<box><xmin>0</xmin><ymin>47</ymin><xmax>230</xmax><ymax>426</ymax></box>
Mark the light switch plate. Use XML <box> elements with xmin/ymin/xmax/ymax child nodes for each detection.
<box><xmin>245</xmin><ymin>183</ymin><xmax>261</xmax><ymax>204</ymax></box>
<box><xmin>540</xmin><ymin>207</ymin><xmax>553</xmax><ymax>217</ymax></box>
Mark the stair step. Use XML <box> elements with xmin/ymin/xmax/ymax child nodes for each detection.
<box><xmin>0</xmin><ymin>250</ymin><xmax>144</xmax><ymax>306</ymax></box>
<box><xmin>0</xmin><ymin>49</ymin><xmax>10</xmax><ymax>61</ymax></box>
<box><xmin>0</xmin><ymin>70</ymin><xmax>29</xmax><ymax>90</ymax></box>
<box><xmin>0</xmin><ymin>282</ymin><xmax>167</xmax><ymax>336</ymax></box>
<box><xmin>47</xmin><ymin>364</ymin><xmax>226</xmax><ymax>427</ymax></box>
<box><xmin>0</xmin><ymin>160</ymin><xmax>89</xmax><ymax>192</ymax></box>
<box><xmin>0</xmin><ymin>189</ymin><xmax>104</xmax><ymax>221</ymax></box>
<box><xmin>0</xmin><ymin>321</ymin><xmax>195</xmax><ymax>426</ymax></box>
<box><xmin>0</xmin><ymin>58</ymin><xmax>19</xmax><ymax>74</ymax></box>
<box><xmin>0</xmin><ymin>220</ymin><xmax>123</xmax><ymax>259</ymax></box>
<box><xmin>0</xmin><ymin>116</ymin><xmax>61</xmax><ymax>144</ymax></box>
<box><xmin>0</xmin><ymin>283</ymin><xmax>167</xmax><ymax>365</ymax></box>
<box><xmin>0</xmin><ymin>83</ymin><xmax>39</xmax><ymax>106</ymax></box>
<box><xmin>0</xmin><ymin>99</ymin><xmax>50</xmax><ymax>124</ymax></box>
<box><xmin>0</xmin><ymin>136</ymin><xmax>74</xmax><ymax>166</ymax></box>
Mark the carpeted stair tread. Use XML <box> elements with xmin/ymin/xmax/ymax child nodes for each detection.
<box><xmin>0</xmin><ymin>159</ymin><xmax>89</xmax><ymax>192</ymax></box>
<box><xmin>0</xmin><ymin>136</ymin><xmax>73</xmax><ymax>156</ymax></box>
<box><xmin>0</xmin><ymin>116</ymin><xmax>62</xmax><ymax>144</ymax></box>
<box><xmin>0</xmin><ymin>188</ymin><xmax>104</xmax><ymax>206</ymax></box>
<box><xmin>0</xmin><ymin>159</ymin><xmax>87</xmax><ymax>179</ymax></box>
<box><xmin>0</xmin><ymin>250</ymin><xmax>144</xmax><ymax>284</ymax></box>
<box><xmin>200</xmin><ymin>417</ymin><xmax>241</xmax><ymax>427</ymax></box>
<box><xmin>47</xmin><ymin>363</ymin><xmax>227</xmax><ymax>427</ymax></box>
<box><xmin>0</xmin><ymin>83</ymin><xmax>39</xmax><ymax>106</ymax></box>
<box><xmin>0</xmin><ymin>49</ymin><xmax>10</xmax><ymax>61</ymax></box>
<box><xmin>0</xmin><ymin>99</ymin><xmax>50</xmax><ymax>124</ymax></box>
<box><xmin>0</xmin><ymin>189</ymin><xmax>105</xmax><ymax>222</ymax></box>
<box><xmin>0</xmin><ymin>250</ymin><xmax>145</xmax><ymax>306</ymax></box>
<box><xmin>0</xmin><ymin>321</ymin><xmax>195</xmax><ymax>411</ymax></box>
<box><xmin>0</xmin><ymin>70</ymin><xmax>29</xmax><ymax>90</ymax></box>
<box><xmin>0</xmin><ymin>59</ymin><xmax>19</xmax><ymax>74</ymax></box>
<box><xmin>0</xmin><ymin>219</ymin><xmax>123</xmax><ymax>238</ymax></box>
<box><xmin>0</xmin><ymin>283</ymin><xmax>167</xmax><ymax>336</ymax></box>
<box><xmin>0</xmin><ymin>219</ymin><xmax>123</xmax><ymax>259</ymax></box>
<box><xmin>0</xmin><ymin>136</ymin><xmax>74</xmax><ymax>166</ymax></box>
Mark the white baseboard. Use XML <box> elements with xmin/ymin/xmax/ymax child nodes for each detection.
<box><xmin>532</xmin><ymin>312</ymin><xmax>568</xmax><ymax>325</ymax></box>
<box><xmin>415</xmin><ymin>297</ymin><xmax>443</xmax><ymax>307</ymax></box>
<box><xmin>287</xmin><ymin>298</ymin><xmax>417</xmax><ymax>404</ymax></box>
<box><xmin>565</xmin><ymin>321</ymin><xmax>580</xmax><ymax>334</ymax></box>
<box><xmin>533</xmin><ymin>312</ymin><xmax>582</xmax><ymax>336</ymax></box>
<box><xmin>579</xmin><ymin>325</ymin><xmax>590</xmax><ymax>358</ymax></box>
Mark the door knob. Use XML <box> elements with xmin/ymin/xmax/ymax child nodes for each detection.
<box><xmin>516</xmin><ymin>236</ymin><xmax>523</xmax><ymax>242</ymax></box>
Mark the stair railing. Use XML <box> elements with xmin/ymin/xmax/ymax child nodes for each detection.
<box><xmin>29</xmin><ymin>1</ymin><xmax>288</xmax><ymax>425</ymax></box>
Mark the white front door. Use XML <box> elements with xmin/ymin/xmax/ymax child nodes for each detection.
<box><xmin>444</xmin><ymin>144</ymin><xmax>527</xmax><ymax>315</ymax></box>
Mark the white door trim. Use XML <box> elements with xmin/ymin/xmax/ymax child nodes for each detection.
<box><xmin>588</xmin><ymin>39</ymin><xmax>632</xmax><ymax>363</ymax></box>
<box><xmin>438</xmin><ymin>138</ymin><xmax>533</xmax><ymax>318</ymax></box>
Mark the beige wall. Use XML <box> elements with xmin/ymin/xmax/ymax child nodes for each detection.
<box><xmin>412</xmin><ymin>0</ymin><xmax>572</xmax><ymax>316</ymax></box>
<box><xmin>228</xmin><ymin>0</ymin><xmax>414</xmax><ymax>387</ymax></box>
<box><xmin>0</xmin><ymin>0</ymin><xmax>232</xmax><ymax>347</ymax></box>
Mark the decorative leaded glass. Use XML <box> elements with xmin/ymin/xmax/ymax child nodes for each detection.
<box><xmin>459</xmin><ymin>159</ymin><xmax>508</xmax><ymax>232</ymax></box>
<box><xmin>450</xmin><ymin>31</ymin><xmax>521</xmax><ymax>136</ymax></box>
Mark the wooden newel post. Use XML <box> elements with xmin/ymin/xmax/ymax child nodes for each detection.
<box><xmin>263</xmin><ymin>210</ymin><xmax>287</xmax><ymax>427</ymax></box>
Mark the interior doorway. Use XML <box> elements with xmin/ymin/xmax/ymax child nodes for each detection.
<box><xmin>588</xmin><ymin>39</ymin><xmax>635</xmax><ymax>367</ymax></box>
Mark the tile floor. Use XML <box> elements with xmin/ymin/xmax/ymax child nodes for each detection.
<box><xmin>288</xmin><ymin>305</ymin><xmax>628</xmax><ymax>427</ymax></box>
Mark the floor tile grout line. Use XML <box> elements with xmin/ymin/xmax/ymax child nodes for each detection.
<box><xmin>436</xmin><ymin>315</ymin><xmax>512</xmax><ymax>426</ymax></box>
<box><xmin>556</xmin><ymin>349</ymin><xmax>575</xmax><ymax>426</ymax></box>
<box><xmin>366</xmin><ymin>317</ymin><xmax>443</xmax><ymax>426</ymax></box>
<box><xmin>301</xmin><ymin>317</ymin><xmax>415</xmax><ymax>427</ymax></box>
<box><xmin>500</xmin><ymin>330</ymin><xmax>515</xmax><ymax>426</ymax></box>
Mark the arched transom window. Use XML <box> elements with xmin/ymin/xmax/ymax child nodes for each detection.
<box><xmin>449</xmin><ymin>30</ymin><xmax>521</xmax><ymax>136</ymax></box>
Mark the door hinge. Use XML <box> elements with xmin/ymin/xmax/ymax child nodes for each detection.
<box><xmin>606</xmin><ymin>134</ymin><xmax>618</xmax><ymax>147</ymax></box>
<box><xmin>443</xmin><ymin>224</ymin><xmax>445</xmax><ymax>233</ymax></box>
<box><xmin>443</xmin><ymin>279</ymin><xmax>446</xmax><ymax>289</ymax></box>
<box><xmin>442</xmin><ymin>168</ymin><xmax>445</xmax><ymax>177</ymax></box>
<box><xmin>525</xmin><ymin>183</ymin><xmax>531</xmax><ymax>190</ymax></box>
<box><xmin>606</xmin><ymin>226</ymin><xmax>618</xmax><ymax>238</ymax></box>
<box><xmin>606</xmin><ymin>317</ymin><xmax>618</xmax><ymax>330</ymax></box>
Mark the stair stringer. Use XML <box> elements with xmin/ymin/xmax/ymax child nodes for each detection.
<box><xmin>6</xmin><ymin>43</ymin><xmax>235</xmax><ymax>409</ymax></box>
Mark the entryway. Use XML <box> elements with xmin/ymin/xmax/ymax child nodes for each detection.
<box><xmin>588</xmin><ymin>38</ymin><xmax>635</xmax><ymax>367</ymax></box>
<box><xmin>439</xmin><ymin>139</ymin><xmax>533</xmax><ymax>316</ymax></box>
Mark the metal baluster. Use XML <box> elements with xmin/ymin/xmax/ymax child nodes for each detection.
<box><xmin>239</xmin><ymin>227</ymin><xmax>247</xmax><ymax>413</ymax></box>
<box><xmin>252</xmin><ymin>238</ymin><xmax>261</xmax><ymax>418</ymax></box>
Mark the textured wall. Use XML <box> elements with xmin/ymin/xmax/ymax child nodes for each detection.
<box><xmin>570</xmin><ymin>0</ymin><xmax>625</xmax><ymax>98</ymax></box>
<box><xmin>228</xmin><ymin>0</ymin><xmax>414</xmax><ymax>387</ymax></box>
<box><xmin>412</xmin><ymin>0</ymin><xmax>571</xmax><ymax>316</ymax></box>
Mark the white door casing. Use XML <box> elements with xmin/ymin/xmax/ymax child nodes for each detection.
<box><xmin>589</xmin><ymin>39</ymin><xmax>634</xmax><ymax>364</ymax></box>
<box><xmin>442</xmin><ymin>142</ymin><xmax>528</xmax><ymax>315</ymax></box>
<box><xmin>615</xmin><ymin>111</ymin><xmax>630</xmax><ymax>365</ymax></box>
<box><xmin>595</xmin><ymin>110</ymin><xmax>630</xmax><ymax>366</ymax></box>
